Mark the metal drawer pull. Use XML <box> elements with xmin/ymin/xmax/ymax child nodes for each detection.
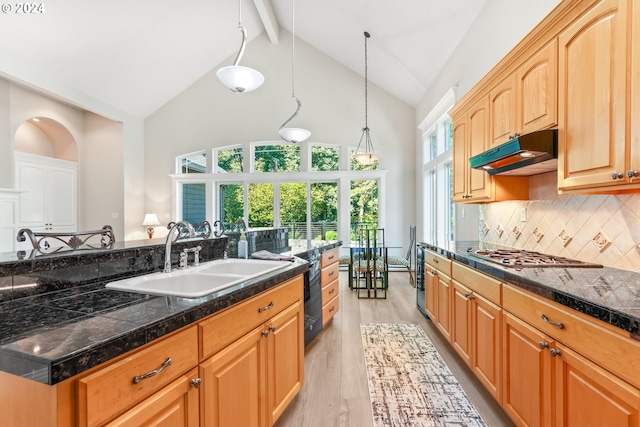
<box><xmin>329</xmin><ymin>288</ymin><xmax>336</xmax><ymax>294</ymax></box>
<box><xmin>269</xmin><ymin>325</ymin><xmax>277</xmax><ymax>332</ymax></box>
<box><xmin>133</xmin><ymin>357</ymin><xmax>172</xmax><ymax>384</ymax></box>
<box><xmin>550</xmin><ymin>348</ymin><xmax>562</xmax><ymax>357</ymax></box>
<box><xmin>329</xmin><ymin>271</ymin><xmax>335</xmax><ymax>276</ymax></box>
<box><xmin>258</xmin><ymin>301</ymin><xmax>274</xmax><ymax>313</ymax></box>
<box><xmin>464</xmin><ymin>292</ymin><xmax>475</xmax><ymax>300</ymax></box>
<box><xmin>539</xmin><ymin>341</ymin><xmax>550</xmax><ymax>349</ymax></box>
<box><xmin>541</xmin><ymin>314</ymin><xmax>564</xmax><ymax>329</ymax></box>
<box><xmin>262</xmin><ymin>330</ymin><xmax>270</xmax><ymax>337</ymax></box>
<box><xmin>329</xmin><ymin>306</ymin><xmax>335</xmax><ymax>312</ymax></box>
<box><xmin>190</xmin><ymin>378</ymin><xmax>202</xmax><ymax>388</ymax></box>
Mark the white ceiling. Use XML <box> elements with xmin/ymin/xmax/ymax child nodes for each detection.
<box><xmin>0</xmin><ymin>0</ymin><xmax>486</xmax><ymax>118</ymax></box>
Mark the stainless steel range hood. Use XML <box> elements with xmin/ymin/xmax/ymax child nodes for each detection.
<box><xmin>469</xmin><ymin>129</ymin><xmax>558</xmax><ymax>176</ymax></box>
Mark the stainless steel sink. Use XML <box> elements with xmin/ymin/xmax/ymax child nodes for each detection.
<box><xmin>106</xmin><ymin>258</ymin><xmax>292</xmax><ymax>297</ymax></box>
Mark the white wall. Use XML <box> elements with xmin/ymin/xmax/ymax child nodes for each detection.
<box><xmin>145</xmin><ymin>31</ymin><xmax>416</xmax><ymax>248</ymax></box>
<box><xmin>415</xmin><ymin>0</ymin><xmax>562</xmax><ymax>243</ymax></box>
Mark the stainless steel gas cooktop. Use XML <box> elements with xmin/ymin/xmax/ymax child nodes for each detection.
<box><xmin>469</xmin><ymin>249</ymin><xmax>602</xmax><ymax>268</ymax></box>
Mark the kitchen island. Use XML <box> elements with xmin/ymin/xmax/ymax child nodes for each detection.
<box><xmin>0</xmin><ymin>235</ymin><xmax>339</xmax><ymax>426</ymax></box>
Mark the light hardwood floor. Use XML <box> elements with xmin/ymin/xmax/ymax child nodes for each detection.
<box><xmin>274</xmin><ymin>271</ymin><xmax>515</xmax><ymax>427</ymax></box>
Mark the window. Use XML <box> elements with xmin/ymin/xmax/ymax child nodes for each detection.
<box><xmin>219</xmin><ymin>183</ymin><xmax>244</xmax><ymax>223</ymax></box>
<box><xmin>350</xmin><ymin>179</ymin><xmax>378</xmax><ymax>241</ymax></box>
<box><xmin>254</xmin><ymin>144</ymin><xmax>300</xmax><ymax>172</ymax></box>
<box><xmin>216</xmin><ymin>146</ymin><xmax>243</xmax><ymax>173</ymax></box>
<box><xmin>419</xmin><ymin>88</ymin><xmax>456</xmax><ymax>244</ymax></box>
<box><xmin>280</xmin><ymin>183</ymin><xmax>307</xmax><ymax>238</ymax></box>
<box><xmin>310</xmin><ymin>182</ymin><xmax>338</xmax><ymax>240</ymax></box>
<box><xmin>177</xmin><ymin>151</ymin><xmax>206</xmax><ymax>174</ymax></box>
<box><xmin>311</xmin><ymin>145</ymin><xmax>339</xmax><ymax>171</ymax></box>
<box><xmin>248</xmin><ymin>183</ymin><xmax>274</xmax><ymax>227</ymax></box>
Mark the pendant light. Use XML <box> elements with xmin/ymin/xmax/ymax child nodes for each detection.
<box><xmin>216</xmin><ymin>0</ymin><xmax>264</xmax><ymax>93</ymax></box>
<box><xmin>278</xmin><ymin>0</ymin><xmax>310</xmax><ymax>143</ymax></box>
<box><xmin>353</xmin><ymin>31</ymin><xmax>379</xmax><ymax>165</ymax></box>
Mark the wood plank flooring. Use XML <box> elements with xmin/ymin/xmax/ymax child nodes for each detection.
<box><xmin>274</xmin><ymin>271</ymin><xmax>515</xmax><ymax>427</ymax></box>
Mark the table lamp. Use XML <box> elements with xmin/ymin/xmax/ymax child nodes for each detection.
<box><xmin>142</xmin><ymin>213</ymin><xmax>161</xmax><ymax>239</ymax></box>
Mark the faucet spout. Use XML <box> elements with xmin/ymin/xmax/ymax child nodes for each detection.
<box><xmin>164</xmin><ymin>221</ymin><xmax>196</xmax><ymax>273</ymax></box>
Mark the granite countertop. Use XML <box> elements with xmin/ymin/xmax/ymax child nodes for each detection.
<box><xmin>0</xmin><ymin>249</ymin><xmax>319</xmax><ymax>385</ymax></box>
<box><xmin>420</xmin><ymin>241</ymin><xmax>640</xmax><ymax>338</ymax></box>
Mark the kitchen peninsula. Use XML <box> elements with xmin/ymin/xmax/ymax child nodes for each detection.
<box><xmin>0</xmin><ymin>232</ymin><xmax>340</xmax><ymax>426</ymax></box>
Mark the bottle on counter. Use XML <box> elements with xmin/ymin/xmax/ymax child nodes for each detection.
<box><xmin>238</xmin><ymin>230</ymin><xmax>248</xmax><ymax>259</ymax></box>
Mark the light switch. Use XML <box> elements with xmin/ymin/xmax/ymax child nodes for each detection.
<box><xmin>520</xmin><ymin>208</ymin><xmax>526</xmax><ymax>222</ymax></box>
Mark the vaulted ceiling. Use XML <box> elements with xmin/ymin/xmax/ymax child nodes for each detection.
<box><xmin>0</xmin><ymin>0</ymin><xmax>486</xmax><ymax>118</ymax></box>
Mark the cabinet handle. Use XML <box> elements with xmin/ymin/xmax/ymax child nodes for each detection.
<box><xmin>262</xmin><ymin>330</ymin><xmax>270</xmax><ymax>337</ymax></box>
<box><xmin>464</xmin><ymin>292</ymin><xmax>475</xmax><ymax>300</ymax></box>
<box><xmin>611</xmin><ymin>172</ymin><xmax>624</xmax><ymax>180</ymax></box>
<box><xmin>328</xmin><ymin>254</ymin><xmax>335</xmax><ymax>260</ymax></box>
<box><xmin>550</xmin><ymin>348</ymin><xmax>562</xmax><ymax>357</ymax></box>
<box><xmin>541</xmin><ymin>314</ymin><xmax>564</xmax><ymax>329</ymax></box>
<box><xmin>190</xmin><ymin>378</ymin><xmax>202</xmax><ymax>388</ymax></box>
<box><xmin>269</xmin><ymin>325</ymin><xmax>276</xmax><ymax>333</ymax></box>
<box><xmin>329</xmin><ymin>306</ymin><xmax>335</xmax><ymax>313</ymax></box>
<box><xmin>626</xmin><ymin>170</ymin><xmax>639</xmax><ymax>179</ymax></box>
<box><xmin>329</xmin><ymin>271</ymin><xmax>335</xmax><ymax>277</ymax></box>
<box><xmin>539</xmin><ymin>341</ymin><xmax>550</xmax><ymax>349</ymax></box>
<box><xmin>132</xmin><ymin>357</ymin><xmax>172</xmax><ymax>384</ymax></box>
<box><xmin>433</xmin><ymin>258</ymin><xmax>438</xmax><ymax>263</ymax></box>
<box><xmin>329</xmin><ymin>288</ymin><xmax>336</xmax><ymax>294</ymax></box>
<box><xmin>258</xmin><ymin>301</ymin><xmax>274</xmax><ymax>313</ymax></box>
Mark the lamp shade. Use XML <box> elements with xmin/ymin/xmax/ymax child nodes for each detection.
<box><xmin>216</xmin><ymin>66</ymin><xmax>264</xmax><ymax>93</ymax></box>
<box><xmin>279</xmin><ymin>127</ymin><xmax>311</xmax><ymax>144</ymax></box>
<box><xmin>353</xmin><ymin>152</ymin><xmax>379</xmax><ymax>165</ymax></box>
<box><xmin>142</xmin><ymin>213</ymin><xmax>161</xmax><ymax>226</ymax></box>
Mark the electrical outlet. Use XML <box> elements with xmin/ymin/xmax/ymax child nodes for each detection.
<box><xmin>520</xmin><ymin>208</ymin><xmax>527</xmax><ymax>222</ymax></box>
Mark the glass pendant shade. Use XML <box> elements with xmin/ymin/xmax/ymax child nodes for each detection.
<box><xmin>353</xmin><ymin>152</ymin><xmax>379</xmax><ymax>165</ymax></box>
<box><xmin>217</xmin><ymin>0</ymin><xmax>264</xmax><ymax>93</ymax></box>
<box><xmin>216</xmin><ymin>65</ymin><xmax>264</xmax><ymax>93</ymax></box>
<box><xmin>279</xmin><ymin>126</ymin><xmax>311</xmax><ymax>144</ymax></box>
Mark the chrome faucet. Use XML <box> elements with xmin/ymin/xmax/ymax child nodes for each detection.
<box><xmin>164</xmin><ymin>221</ymin><xmax>196</xmax><ymax>273</ymax></box>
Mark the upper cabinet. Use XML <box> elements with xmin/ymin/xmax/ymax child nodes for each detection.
<box><xmin>452</xmin><ymin>97</ymin><xmax>529</xmax><ymax>204</ymax></box>
<box><xmin>557</xmin><ymin>0</ymin><xmax>634</xmax><ymax>192</ymax></box>
<box><xmin>490</xmin><ymin>39</ymin><xmax>558</xmax><ymax>148</ymax></box>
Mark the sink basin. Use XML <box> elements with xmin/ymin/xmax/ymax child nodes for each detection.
<box><xmin>106</xmin><ymin>259</ymin><xmax>292</xmax><ymax>298</ymax></box>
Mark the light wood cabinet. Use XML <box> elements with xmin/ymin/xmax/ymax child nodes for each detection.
<box><xmin>199</xmin><ymin>275</ymin><xmax>304</xmax><ymax>427</ymax></box>
<box><xmin>451</xmin><ymin>263</ymin><xmax>502</xmax><ymax>403</ymax></box>
<box><xmin>490</xmin><ymin>40</ymin><xmax>558</xmax><ymax>147</ymax></box>
<box><xmin>452</xmin><ymin>96</ymin><xmax>529</xmax><ymax>204</ymax></box>
<box><xmin>320</xmin><ymin>247</ymin><xmax>339</xmax><ymax>325</ymax></box>
<box><xmin>503</xmin><ymin>283</ymin><xmax>640</xmax><ymax>427</ymax></box>
<box><xmin>557</xmin><ymin>0</ymin><xmax>632</xmax><ymax>192</ymax></box>
<box><xmin>424</xmin><ymin>251</ymin><xmax>452</xmax><ymax>341</ymax></box>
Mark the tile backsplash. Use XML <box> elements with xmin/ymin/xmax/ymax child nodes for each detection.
<box><xmin>481</xmin><ymin>172</ymin><xmax>640</xmax><ymax>272</ymax></box>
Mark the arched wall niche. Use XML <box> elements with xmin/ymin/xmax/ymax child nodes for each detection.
<box><xmin>14</xmin><ymin>117</ymin><xmax>78</xmax><ymax>162</ymax></box>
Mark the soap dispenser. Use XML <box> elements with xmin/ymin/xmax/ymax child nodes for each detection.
<box><xmin>238</xmin><ymin>230</ymin><xmax>248</xmax><ymax>259</ymax></box>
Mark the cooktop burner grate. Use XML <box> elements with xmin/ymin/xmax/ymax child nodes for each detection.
<box><xmin>470</xmin><ymin>249</ymin><xmax>602</xmax><ymax>268</ymax></box>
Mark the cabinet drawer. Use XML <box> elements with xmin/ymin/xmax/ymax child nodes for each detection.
<box><xmin>452</xmin><ymin>262</ymin><xmax>501</xmax><ymax>305</ymax></box>
<box><xmin>424</xmin><ymin>250</ymin><xmax>451</xmax><ymax>276</ymax></box>
<box><xmin>322</xmin><ymin>278</ymin><xmax>339</xmax><ymax>304</ymax></box>
<box><xmin>321</xmin><ymin>247</ymin><xmax>339</xmax><ymax>267</ymax></box>
<box><xmin>503</xmin><ymin>284</ymin><xmax>640</xmax><ymax>389</ymax></box>
<box><xmin>77</xmin><ymin>326</ymin><xmax>198</xmax><ymax>427</ymax></box>
<box><xmin>322</xmin><ymin>296</ymin><xmax>339</xmax><ymax>326</ymax></box>
<box><xmin>199</xmin><ymin>275</ymin><xmax>303</xmax><ymax>360</ymax></box>
<box><xmin>321</xmin><ymin>262</ymin><xmax>339</xmax><ymax>285</ymax></box>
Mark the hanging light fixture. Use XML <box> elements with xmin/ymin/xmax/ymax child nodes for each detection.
<box><xmin>353</xmin><ymin>31</ymin><xmax>379</xmax><ymax>165</ymax></box>
<box><xmin>278</xmin><ymin>0</ymin><xmax>310</xmax><ymax>143</ymax></box>
<box><xmin>216</xmin><ymin>0</ymin><xmax>264</xmax><ymax>93</ymax></box>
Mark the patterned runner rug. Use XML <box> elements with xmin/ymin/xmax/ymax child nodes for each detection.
<box><xmin>361</xmin><ymin>323</ymin><xmax>487</xmax><ymax>427</ymax></box>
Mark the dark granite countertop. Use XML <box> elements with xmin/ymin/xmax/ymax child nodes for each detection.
<box><xmin>419</xmin><ymin>241</ymin><xmax>640</xmax><ymax>338</ymax></box>
<box><xmin>282</xmin><ymin>239</ymin><xmax>342</xmax><ymax>259</ymax></box>
<box><xmin>0</xmin><ymin>236</ymin><xmax>335</xmax><ymax>385</ymax></box>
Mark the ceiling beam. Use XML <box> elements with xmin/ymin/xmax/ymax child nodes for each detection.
<box><xmin>253</xmin><ymin>0</ymin><xmax>280</xmax><ymax>44</ymax></box>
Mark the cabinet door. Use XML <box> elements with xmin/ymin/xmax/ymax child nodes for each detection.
<box><xmin>435</xmin><ymin>272</ymin><xmax>452</xmax><ymax>341</ymax></box>
<box><xmin>424</xmin><ymin>268</ymin><xmax>437</xmax><ymax>320</ymax></box>
<box><xmin>472</xmin><ymin>294</ymin><xmax>502</xmax><ymax>404</ymax></box>
<box><xmin>104</xmin><ymin>368</ymin><xmax>200</xmax><ymax>427</ymax></box>
<box><xmin>558</xmin><ymin>0</ymin><xmax>629</xmax><ymax>191</ymax></box>
<box><xmin>631</xmin><ymin>0</ymin><xmax>640</xmax><ymax>181</ymax></box>
<box><xmin>452</xmin><ymin>117</ymin><xmax>468</xmax><ymax>202</ymax></box>
<box><xmin>490</xmin><ymin>73</ymin><xmax>517</xmax><ymax>147</ymax></box>
<box><xmin>15</xmin><ymin>160</ymin><xmax>47</xmax><ymax>226</ymax></box>
<box><xmin>517</xmin><ymin>40</ymin><xmax>558</xmax><ymax>135</ymax></box>
<box><xmin>451</xmin><ymin>280</ymin><xmax>472</xmax><ymax>366</ymax></box>
<box><xmin>503</xmin><ymin>312</ymin><xmax>553</xmax><ymax>427</ymax></box>
<box><xmin>47</xmin><ymin>165</ymin><xmax>77</xmax><ymax>227</ymax></box>
<box><xmin>467</xmin><ymin>97</ymin><xmax>491</xmax><ymax>201</ymax></box>
<box><xmin>554</xmin><ymin>343</ymin><xmax>640</xmax><ymax>427</ymax></box>
<box><xmin>200</xmin><ymin>325</ymin><xmax>266</xmax><ymax>427</ymax></box>
<box><xmin>267</xmin><ymin>301</ymin><xmax>304</xmax><ymax>425</ymax></box>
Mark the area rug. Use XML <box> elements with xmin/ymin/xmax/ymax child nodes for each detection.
<box><xmin>360</xmin><ymin>323</ymin><xmax>487</xmax><ymax>427</ymax></box>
